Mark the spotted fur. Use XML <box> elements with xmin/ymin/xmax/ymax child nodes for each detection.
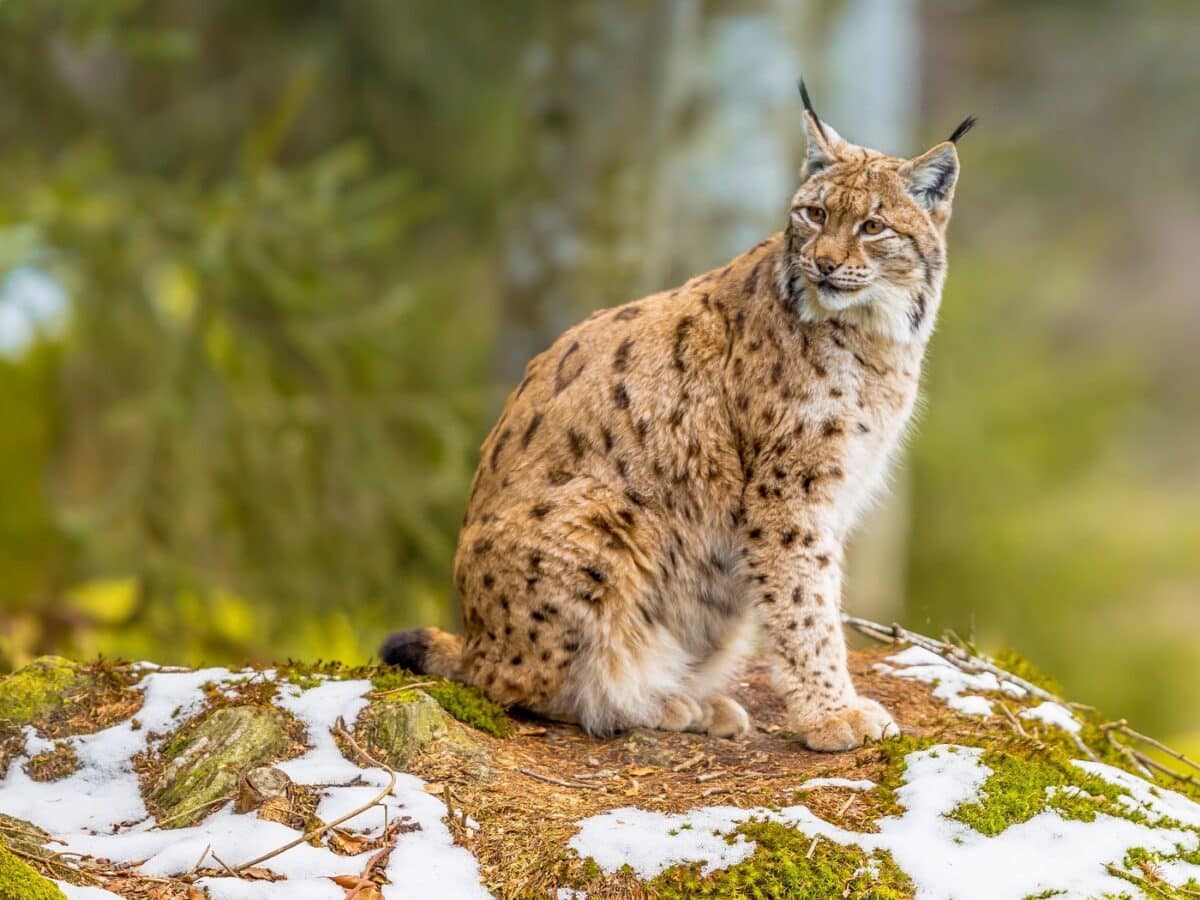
<box><xmin>383</xmin><ymin>96</ymin><xmax>968</xmax><ymax>751</ymax></box>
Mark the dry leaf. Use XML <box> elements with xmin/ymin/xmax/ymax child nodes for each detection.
<box><xmin>240</xmin><ymin>866</ymin><xmax>278</xmax><ymax>881</ymax></box>
<box><xmin>421</xmin><ymin>781</ymin><xmax>445</xmax><ymax>795</ymax></box>
<box><xmin>328</xmin><ymin>827</ymin><xmax>371</xmax><ymax>855</ymax></box>
<box><xmin>626</xmin><ymin>766</ymin><xmax>657</xmax><ymax>777</ymax></box>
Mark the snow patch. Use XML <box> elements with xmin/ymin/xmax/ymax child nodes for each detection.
<box><xmin>54</xmin><ymin>884</ymin><xmax>125</xmax><ymax>900</ymax></box>
<box><xmin>569</xmin><ymin>744</ymin><xmax>1200</xmax><ymax>898</ymax></box>
<box><xmin>0</xmin><ymin>668</ymin><xmax>490</xmax><ymax>899</ymax></box>
<box><xmin>876</xmin><ymin>647</ymin><xmax>1007</xmax><ymax>717</ymax></box>
<box><xmin>1020</xmin><ymin>701</ymin><xmax>1082</xmax><ymax>733</ymax></box>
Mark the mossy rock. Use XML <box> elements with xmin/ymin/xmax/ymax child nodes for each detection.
<box><xmin>357</xmin><ymin>689</ymin><xmax>482</xmax><ymax>770</ymax></box>
<box><xmin>0</xmin><ymin>844</ymin><xmax>66</xmax><ymax>900</ymax></box>
<box><xmin>370</xmin><ymin>671</ymin><xmax>513</xmax><ymax>738</ymax></box>
<box><xmin>0</xmin><ymin>657</ymin><xmax>82</xmax><ymax>727</ymax></box>
<box><xmin>151</xmin><ymin>706</ymin><xmax>291</xmax><ymax>827</ymax></box>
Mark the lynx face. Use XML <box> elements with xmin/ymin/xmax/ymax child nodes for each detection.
<box><xmin>782</xmin><ymin>107</ymin><xmax>968</xmax><ymax>342</ymax></box>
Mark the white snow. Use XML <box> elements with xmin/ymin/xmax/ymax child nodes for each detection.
<box><xmin>1020</xmin><ymin>701</ymin><xmax>1082</xmax><ymax>733</ymax></box>
<box><xmin>54</xmin><ymin>884</ymin><xmax>124</xmax><ymax>900</ymax></box>
<box><xmin>569</xmin><ymin>743</ymin><xmax>1200</xmax><ymax>899</ymax></box>
<box><xmin>0</xmin><ymin>668</ymin><xmax>490</xmax><ymax>899</ymax></box>
<box><xmin>798</xmin><ymin>777</ymin><xmax>876</xmax><ymax>791</ymax></box>
<box><xmin>876</xmin><ymin>646</ymin><xmax>1006</xmax><ymax>717</ymax></box>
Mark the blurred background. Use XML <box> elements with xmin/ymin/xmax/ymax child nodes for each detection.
<box><xmin>0</xmin><ymin>1</ymin><xmax>1197</xmax><ymax>750</ymax></box>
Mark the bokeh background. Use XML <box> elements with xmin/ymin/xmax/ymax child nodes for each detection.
<box><xmin>1</xmin><ymin>1</ymin><xmax>1197</xmax><ymax>751</ymax></box>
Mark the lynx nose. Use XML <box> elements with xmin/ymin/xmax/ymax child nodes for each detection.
<box><xmin>815</xmin><ymin>256</ymin><xmax>840</xmax><ymax>277</ymax></box>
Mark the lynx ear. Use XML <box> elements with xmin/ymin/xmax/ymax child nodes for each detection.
<box><xmin>900</xmin><ymin>141</ymin><xmax>960</xmax><ymax>214</ymax></box>
<box><xmin>798</xmin><ymin>79</ymin><xmax>847</xmax><ymax>179</ymax></box>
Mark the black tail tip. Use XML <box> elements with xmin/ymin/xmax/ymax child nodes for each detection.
<box><xmin>380</xmin><ymin>628</ymin><xmax>429</xmax><ymax>671</ymax></box>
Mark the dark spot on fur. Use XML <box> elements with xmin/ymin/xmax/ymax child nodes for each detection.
<box><xmin>567</xmin><ymin>428</ymin><xmax>590</xmax><ymax>462</ymax></box>
<box><xmin>547</xmin><ymin>469</ymin><xmax>573</xmax><ymax>486</ymax></box>
<box><xmin>482</xmin><ymin>573</ymin><xmax>495</xmax><ymax>589</ymax></box>
<box><xmin>490</xmin><ymin>428</ymin><xmax>511</xmax><ymax>471</ymax></box>
<box><xmin>472</xmin><ymin>538</ymin><xmax>493</xmax><ymax>554</ymax></box>
<box><xmin>509</xmin><ymin>654</ymin><xmax>522</xmax><ymax>666</ymax></box>
<box><xmin>673</xmin><ymin>316</ymin><xmax>694</xmax><ymax>371</ymax></box>
<box><xmin>614</xmin><ymin>305</ymin><xmax>642</xmax><ymax>321</ymax></box>
<box><xmin>554</xmin><ymin>341</ymin><xmax>585</xmax><ymax>394</ymax></box>
<box><xmin>782</xmin><ymin>530</ymin><xmax>796</xmax><ymax>547</ymax></box>
<box><xmin>748</xmin><ymin>528</ymin><xmax>762</xmax><ymax>540</ymax></box>
<box><xmin>530</xmin><ymin>503</ymin><xmax>551</xmax><ymax>519</ymax></box>
<box><xmin>613</xmin><ymin>338</ymin><xmax>634</xmax><ymax>373</ymax></box>
<box><xmin>625</xmin><ymin>487</ymin><xmax>646</xmax><ymax>507</ymax></box>
<box><xmin>583</xmin><ymin>566</ymin><xmax>605</xmax><ymax>583</ymax></box>
<box><xmin>521</xmin><ymin>412</ymin><xmax>544</xmax><ymax>448</ymax></box>
<box><xmin>792</xmin><ymin>588</ymin><xmax>804</xmax><ymax>605</ymax></box>
<box><xmin>612</xmin><ymin>382</ymin><xmax>630</xmax><ymax>409</ymax></box>
<box><xmin>601</xmin><ymin>426</ymin><xmax>614</xmax><ymax>453</ymax></box>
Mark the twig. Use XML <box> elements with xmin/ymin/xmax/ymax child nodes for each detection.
<box><xmin>185</xmin><ymin>843</ymin><xmax>212</xmax><ymax>877</ymax></box>
<box><xmin>233</xmin><ymin>718</ymin><xmax>397</xmax><ymax>873</ymax></box>
<box><xmin>1103</xmin><ymin>720</ymin><xmax>1200</xmax><ymax>774</ymax></box>
<box><xmin>151</xmin><ymin>793</ymin><xmax>234</xmax><ymax>829</ymax></box>
<box><xmin>842</xmin><ymin>614</ymin><xmax>1057</xmax><ymax>703</ymax></box>
<box><xmin>1069</xmin><ymin>732</ymin><xmax>1101</xmax><ymax>763</ymax></box>
<box><xmin>209</xmin><ymin>850</ymin><xmax>238</xmax><ymax>877</ymax></box>
<box><xmin>1104</xmin><ymin>729</ymin><xmax>1155</xmax><ymax>780</ymax></box>
<box><xmin>996</xmin><ymin>701</ymin><xmax>1030</xmax><ymax>740</ymax></box>
<box><xmin>517</xmin><ymin>766</ymin><xmax>604</xmax><ymax>791</ymax></box>
<box><xmin>805</xmin><ymin>834</ymin><xmax>820</xmax><ymax>859</ymax></box>
<box><xmin>696</xmin><ymin>770</ymin><xmax>727</xmax><ymax>783</ymax></box>
<box><xmin>371</xmin><ymin>681</ymin><xmax>438</xmax><ymax>698</ymax></box>
<box><xmin>671</xmin><ymin>752</ymin><xmax>706</xmax><ymax>773</ymax></box>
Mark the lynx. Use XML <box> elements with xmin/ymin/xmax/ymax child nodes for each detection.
<box><xmin>383</xmin><ymin>85</ymin><xmax>974</xmax><ymax>751</ymax></box>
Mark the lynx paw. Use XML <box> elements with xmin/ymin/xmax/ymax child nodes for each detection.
<box><xmin>654</xmin><ymin>694</ymin><xmax>706</xmax><ymax>732</ymax></box>
<box><xmin>798</xmin><ymin>696</ymin><xmax>898</xmax><ymax>752</ymax></box>
<box><xmin>701</xmin><ymin>694</ymin><xmax>751</xmax><ymax>738</ymax></box>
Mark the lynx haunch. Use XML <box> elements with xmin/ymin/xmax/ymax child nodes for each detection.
<box><xmin>384</xmin><ymin>85</ymin><xmax>974</xmax><ymax>751</ymax></box>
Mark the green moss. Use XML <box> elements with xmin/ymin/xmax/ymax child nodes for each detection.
<box><xmin>0</xmin><ymin>658</ymin><xmax>81</xmax><ymax>726</ymax></box>
<box><xmin>0</xmin><ymin>844</ymin><xmax>66</xmax><ymax>900</ymax></box>
<box><xmin>372</xmin><ymin>671</ymin><xmax>512</xmax><ymax>738</ymax></box>
<box><xmin>870</xmin><ymin>733</ymin><xmax>934</xmax><ymax>817</ymax></box>
<box><xmin>651</xmin><ymin>820</ymin><xmax>912</xmax><ymax>899</ymax></box>
<box><xmin>950</xmin><ymin>747</ymin><xmax>1141</xmax><ymax>836</ymax></box>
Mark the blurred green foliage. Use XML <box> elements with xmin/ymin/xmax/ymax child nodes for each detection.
<box><xmin>0</xmin><ymin>0</ymin><xmax>540</xmax><ymax>665</ymax></box>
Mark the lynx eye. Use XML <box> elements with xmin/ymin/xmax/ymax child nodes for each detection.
<box><xmin>803</xmin><ymin>206</ymin><xmax>827</xmax><ymax>226</ymax></box>
<box><xmin>861</xmin><ymin>218</ymin><xmax>886</xmax><ymax>236</ymax></box>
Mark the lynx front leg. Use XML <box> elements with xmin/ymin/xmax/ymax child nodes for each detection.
<box><xmin>744</xmin><ymin>522</ymin><xmax>896</xmax><ymax>751</ymax></box>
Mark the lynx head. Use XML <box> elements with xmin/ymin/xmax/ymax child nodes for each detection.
<box><xmin>781</xmin><ymin>81</ymin><xmax>975</xmax><ymax>343</ymax></box>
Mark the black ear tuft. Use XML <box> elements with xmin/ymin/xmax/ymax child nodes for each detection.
<box><xmin>947</xmin><ymin>115</ymin><xmax>978</xmax><ymax>144</ymax></box>
<box><xmin>797</xmin><ymin>77</ymin><xmax>830</xmax><ymax>144</ymax></box>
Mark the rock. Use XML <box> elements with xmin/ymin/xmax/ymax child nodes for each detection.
<box><xmin>0</xmin><ymin>657</ymin><xmax>81</xmax><ymax>727</ymax></box>
<box><xmin>356</xmin><ymin>689</ymin><xmax>453</xmax><ymax>770</ymax></box>
<box><xmin>150</xmin><ymin>705</ymin><xmax>291</xmax><ymax>827</ymax></box>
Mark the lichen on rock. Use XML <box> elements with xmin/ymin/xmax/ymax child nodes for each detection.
<box><xmin>150</xmin><ymin>705</ymin><xmax>292</xmax><ymax>827</ymax></box>
<box><xmin>356</xmin><ymin>687</ymin><xmax>476</xmax><ymax>770</ymax></box>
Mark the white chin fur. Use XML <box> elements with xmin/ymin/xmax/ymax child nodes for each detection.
<box><xmin>799</xmin><ymin>281</ymin><xmax>917</xmax><ymax>344</ymax></box>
